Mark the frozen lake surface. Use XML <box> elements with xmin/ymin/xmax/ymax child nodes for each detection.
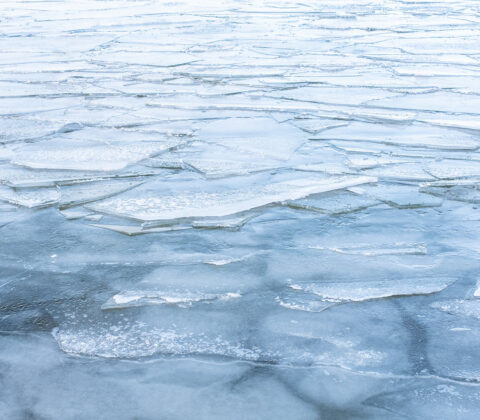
<box><xmin>1</xmin><ymin>0</ymin><xmax>480</xmax><ymax>418</ymax></box>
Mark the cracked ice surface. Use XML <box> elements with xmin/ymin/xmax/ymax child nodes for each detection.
<box><xmin>1</xmin><ymin>0</ymin><xmax>480</xmax><ymax>418</ymax></box>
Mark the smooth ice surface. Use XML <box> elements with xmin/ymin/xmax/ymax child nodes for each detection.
<box><xmin>1</xmin><ymin>0</ymin><xmax>480</xmax><ymax>419</ymax></box>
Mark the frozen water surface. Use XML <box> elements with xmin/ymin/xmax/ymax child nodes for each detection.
<box><xmin>1</xmin><ymin>0</ymin><xmax>480</xmax><ymax>418</ymax></box>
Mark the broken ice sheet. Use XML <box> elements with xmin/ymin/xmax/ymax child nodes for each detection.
<box><xmin>361</xmin><ymin>163</ymin><xmax>435</xmax><ymax>182</ymax></box>
<box><xmin>152</xmin><ymin>141</ymin><xmax>283</xmax><ymax>178</ymax></box>
<box><xmin>191</xmin><ymin>213</ymin><xmax>258</xmax><ymax>230</ymax></box>
<box><xmin>256</xmin><ymin>302</ymin><xmax>410</xmax><ymax>373</ymax></box>
<box><xmin>58</xmin><ymin>179</ymin><xmax>143</xmax><ymax>208</ymax></box>
<box><xmin>90</xmin><ymin>50</ymin><xmax>197</xmax><ymax>67</ymax></box>
<box><xmin>346</xmin><ymin>155</ymin><xmax>412</xmax><ymax>170</ymax></box>
<box><xmin>52</xmin><ymin>263</ymin><xmax>267</xmax><ymax>359</ymax></box>
<box><xmin>431</xmin><ymin>299</ymin><xmax>480</xmax><ymax>320</ymax></box>
<box><xmin>0</xmin><ymin>164</ymin><xmax>163</xmax><ymax>188</ymax></box>
<box><xmin>0</xmin><ymin>185</ymin><xmax>59</xmax><ymax>208</ymax></box>
<box><xmin>87</xmin><ymin>172</ymin><xmax>377</xmax><ymax>222</ymax></box>
<box><xmin>184</xmin><ymin>157</ymin><xmax>281</xmax><ymax>178</ymax></box>
<box><xmin>290</xmin><ymin>277</ymin><xmax>455</xmax><ymax>303</ymax></box>
<box><xmin>12</xmin><ymin>138</ymin><xmax>177</xmax><ymax>171</ymax></box>
<box><xmin>425</xmin><ymin>160</ymin><xmax>480</xmax><ymax>179</ymax></box>
<box><xmin>0</xmin><ymin>118</ymin><xmax>57</xmax><ymax>143</ymax></box>
<box><xmin>308</xmin><ymin>242</ymin><xmax>428</xmax><ymax>257</ymax></box>
<box><xmin>314</xmin><ymin>122</ymin><xmax>479</xmax><ymax>150</ymax></box>
<box><xmin>349</xmin><ymin>183</ymin><xmax>442</xmax><ymax>209</ymax></box>
<box><xmin>112</xmin><ymin>262</ymin><xmax>264</xmax><ymax>301</ymax></box>
<box><xmin>287</xmin><ymin>189</ymin><xmax>380</xmax><ymax>215</ymax></box>
<box><xmin>420</xmin><ymin>180</ymin><xmax>480</xmax><ymax>204</ymax></box>
<box><xmin>364</xmin><ymin>380</ymin><xmax>480</xmax><ymax>420</ymax></box>
<box><xmin>266</xmin><ymin>86</ymin><xmax>398</xmax><ymax>106</ymax></box>
<box><xmin>369</xmin><ymin>91</ymin><xmax>480</xmax><ymax>115</ymax></box>
<box><xmin>90</xmin><ymin>223</ymin><xmax>191</xmax><ymax>236</ymax></box>
<box><xmin>0</xmin><ymin>204</ymin><xmax>21</xmax><ymax>227</ymax></box>
<box><xmin>52</xmin><ymin>320</ymin><xmax>263</xmax><ymax>360</ymax></box>
<box><xmin>290</xmin><ymin>117</ymin><xmax>349</xmax><ymax>134</ymax></box>
<box><xmin>275</xmin><ymin>289</ymin><xmax>335</xmax><ymax>313</ymax></box>
<box><xmin>197</xmin><ymin>117</ymin><xmax>306</xmax><ymax>160</ymax></box>
<box><xmin>101</xmin><ymin>290</ymin><xmax>241</xmax><ymax>311</ymax></box>
<box><xmin>425</xmin><ymin>299</ymin><xmax>480</xmax><ymax>382</ymax></box>
<box><xmin>59</xmin><ymin>207</ymin><xmax>93</xmax><ymax>220</ymax></box>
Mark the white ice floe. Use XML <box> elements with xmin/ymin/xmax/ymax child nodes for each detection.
<box><xmin>87</xmin><ymin>174</ymin><xmax>377</xmax><ymax>222</ymax></box>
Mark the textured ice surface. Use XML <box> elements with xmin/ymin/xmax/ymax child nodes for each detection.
<box><xmin>2</xmin><ymin>0</ymin><xmax>480</xmax><ymax>418</ymax></box>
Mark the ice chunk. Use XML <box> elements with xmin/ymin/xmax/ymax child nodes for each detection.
<box><xmin>275</xmin><ymin>290</ymin><xmax>335</xmax><ymax>313</ymax></box>
<box><xmin>184</xmin><ymin>157</ymin><xmax>281</xmax><ymax>178</ymax></box>
<box><xmin>90</xmin><ymin>224</ymin><xmax>190</xmax><ymax>236</ymax></box>
<box><xmin>91</xmin><ymin>51</ymin><xmax>197</xmax><ymax>67</ymax></box>
<box><xmin>144</xmin><ymin>140</ymin><xmax>282</xmax><ymax>178</ymax></box>
<box><xmin>102</xmin><ymin>290</ymin><xmax>241</xmax><ymax>310</ymax></box>
<box><xmin>52</xmin><ymin>322</ymin><xmax>261</xmax><ymax>360</ymax></box>
<box><xmin>59</xmin><ymin>208</ymin><xmax>93</xmax><ymax>220</ymax></box>
<box><xmin>198</xmin><ymin>117</ymin><xmax>306</xmax><ymax>160</ymax></box>
<box><xmin>365</xmin><ymin>380</ymin><xmax>480</xmax><ymax>419</ymax></box>
<box><xmin>58</xmin><ymin>179</ymin><xmax>142</xmax><ymax>208</ymax></box>
<box><xmin>267</xmin><ymin>86</ymin><xmax>398</xmax><ymax>106</ymax></box>
<box><xmin>475</xmin><ymin>281</ymin><xmax>480</xmax><ymax>298</ymax></box>
<box><xmin>346</xmin><ymin>155</ymin><xmax>411</xmax><ymax>170</ymax></box>
<box><xmin>361</xmin><ymin>163</ymin><xmax>435</xmax><ymax>182</ymax></box>
<box><xmin>0</xmin><ymin>117</ymin><xmax>73</xmax><ymax>143</ymax></box>
<box><xmin>431</xmin><ymin>300</ymin><xmax>480</xmax><ymax>319</ymax></box>
<box><xmin>87</xmin><ymin>173</ymin><xmax>377</xmax><ymax>222</ymax></box>
<box><xmin>287</xmin><ymin>190</ymin><xmax>380</xmax><ymax>215</ymax></box>
<box><xmin>191</xmin><ymin>213</ymin><xmax>257</xmax><ymax>230</ymax></box>
<box><xmin>420</xmin><ymin>180</ymin><xmax>480</xmax><ymax>204</ymax></box>
<box><xmin>425</xmin><ymin>160</ymin><xmax>480</xmax><ymax>179</ymax></box>
<box><xmin>314</xmin><ymin>122</ymin><xmax>479</xmax><ymax>150</ymax></box>
<box><xmin>0</xmin><ymin>165</ymin><xmax>164</xmax><ymax>188</ymax></box>
<box><xmin>350</xmin><ymin>184</ymin><xmax>442</xmax><ymax>208</ymax></box>
<box><xmin>12</xmin><ymin>139</ymin><xmax>177</xmax><ymax>171</ymax></box>
<box><xmin>308</xmin><ymin>242</ymin><xmax>428</xmax><ymax>256</ymax></box>
<box><xmin>291</xmin><ymin>118</ymin><xmax>348</xmax><ymax>134</ymax></box>
<box><xmin>0</xmin><ymin>185</ymin><xmax>59</xmax><ymax>208</ymax></box>
<box><xmin>291</xmin><ymin>277</ymin><xmax>455</xmax><ymax>302</ymax></box>
<box><xmin>369</xmin><ymin>91</ymin><xmax>480</xmax><ymax>115</ymax></box>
